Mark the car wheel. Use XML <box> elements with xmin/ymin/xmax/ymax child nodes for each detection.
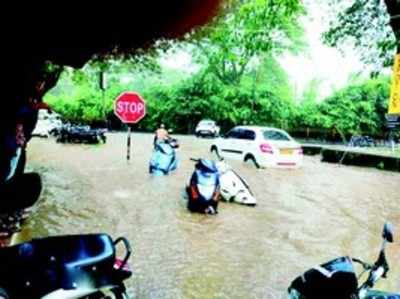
<box><xmin>244</xmin><ymin>155</ymin><xmax>260</xmax><ymax>169</ymax></box>
<box><xmin>210</xmin><ymin>146</ymin><xmax>221</xmax><ymax>159</ymax></box>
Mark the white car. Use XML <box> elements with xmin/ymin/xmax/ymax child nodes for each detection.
<box><xmin>195</xmin><ymin>120</ymin><xmax>220</xmax><ymax>137</ymax></box>
<box><xmin>210</xmin><ymin>126</ymin><xmax>303</xmax><ymax>168</ymax></box>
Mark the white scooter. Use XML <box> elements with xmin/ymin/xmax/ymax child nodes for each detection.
<box><xmin>215</xmin><ymin>159</ymin><xmax>257</xmax><ymax>206</ymax></box>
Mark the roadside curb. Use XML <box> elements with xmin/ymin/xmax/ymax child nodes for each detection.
<box><xmin>301</xmin><ymin>145</ymin><xmax>400</xmax><ymax>172</ymax></box>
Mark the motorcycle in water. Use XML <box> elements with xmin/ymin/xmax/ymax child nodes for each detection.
<box><xmin>288</xmin><ymin>222</ymin><xmax>399</xmax><ymax>299</ymax></box>
<box><xmin>215</xmin><ymin>159</ymin><xmax>257</xmax><ymax>206</ymax></box>
<box><xmin>0</xmin><ymin>234</ymin><xmax>132</xmax><ymax>299</ymax></box>
<box><xmin>186</xmin><ymin>159</ymin><xmax>220</xmax><ymax>214</ymax></box>
<box><xmin>56</xmin><ymin>125</ymin><xmax>107</xmax><ymax>144</ymax></box>
<box><xmin>149</xmin><ymin>138</ymin><xmax>179</xmax><ymax>176</ymax></box>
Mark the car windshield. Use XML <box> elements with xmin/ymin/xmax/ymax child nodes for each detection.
<box><xmin>199</xmin><ymin>121</ymin><xmax>214</xmax><ymax>126</ymax></box>
<box><xmin>263</xmin><ymin>130</ymin><xmax>291</xmax><ymax>141</ymax></box>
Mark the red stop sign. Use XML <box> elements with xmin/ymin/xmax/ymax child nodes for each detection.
<box><xmin>114</xmin><ymin>92</ymin><xmax>146</xmax><ymax>124</ymax></box>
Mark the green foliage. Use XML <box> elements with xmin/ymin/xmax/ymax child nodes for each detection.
<box><xmin>46</xmin><ymin>60</ymin><xmax>391</xmax><ymax>139</ymax></box>
<box><xmin>295</xmin><ymin>76</ymin><xmax>391</xmax><ymax>139</ymax></box>
<box><xmin>137</xmin><ymin>72</ymin><xmax>297</xmax><ymax>134</ymax></box>
<box><xmin>189</xmin><ymin>0</ymin><xmax>306</xmax><ymax>85</ymax></box>
<box><xmin>377</xmin><ymin>161</ymin><xmax>385</xmax><ymax>169</ymax></box>
<box><xmin>323</xmin><ymin>0</ymin><xmax>398</xmax><ymax>71</ymax></box>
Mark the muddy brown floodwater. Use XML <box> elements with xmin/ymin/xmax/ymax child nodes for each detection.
<box><xmin>20</xmin><ymin>133</ymin><xmax>400</xmax><ymax>298</ymax></box>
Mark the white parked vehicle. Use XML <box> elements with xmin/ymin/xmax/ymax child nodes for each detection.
<box><xmin>210</xmin><ymin>126</ymin><xmax>303</xmax><ymax>168</ymax></box>
<box><xmin>215</xmin><ymin>159</ymin><xmax>256</xmax><ymax>206</ymax></box>
<box><xmin>195</xmin><ymin>120</ymin><xmax>220</xmax><ymax>137</ymax></box>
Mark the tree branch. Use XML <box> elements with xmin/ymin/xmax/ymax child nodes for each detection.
<box><xmin>384</xmin><ymin>0</ymin><xmax>400</xmax><ymax>52</ymax></box>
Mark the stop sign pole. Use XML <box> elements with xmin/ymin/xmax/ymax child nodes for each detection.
<box><xmin>114</xmin><ymin>92</ymin><xmax>146</xmax><ymax>161</ymax></box>
<box><xmin>127</xmin><ymin>125</ymin><xmax>132</xmax><ymax>161</ymax></box>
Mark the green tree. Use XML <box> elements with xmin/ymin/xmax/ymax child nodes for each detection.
<box><xmin>189</xmin><ymin>0</ymin><xmax>305</xmax><ymax>85</ymax></box>
<box><xmin>318</xmin><ymin>76</ymin><xmax>390</xmax><ymax>138</ymax></box>
<box><xmin>323</xmin><ymin>0</ymin><xmax>400</xmax><ymax>71</ymax></box>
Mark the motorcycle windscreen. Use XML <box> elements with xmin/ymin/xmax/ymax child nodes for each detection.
<box><xmin>157</xmin><ymin>143</ymin><xmax>174</xmax><ymax>155</ymax></box>
<box><xmin>365</xmin><ymin>290</ymin><xmax>400</xmax><ymax>299</ymax></box>
<box><xmin>196</xmin><ymin>170</ymin><xmax>218</xmax><ymax>200</ymax></box>
<box><xmin>197</xmin><ymin>159</ymin><xmax>218</xmax><ymax>173</ymax></box>
<box><xmin>288</xmin><ymin>256</ymin><xmax>358</xmax><ymax>299</ymax></box>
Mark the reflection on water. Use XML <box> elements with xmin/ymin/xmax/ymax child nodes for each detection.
<box><xmin>23</xmin><ymin>133</ymin><xmax>400</xmax><ymax>298</ymax></box>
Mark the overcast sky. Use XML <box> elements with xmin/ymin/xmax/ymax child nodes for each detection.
<box><xmin>279</xmin><ymin>0</ymin><xmax>368</xmax><ymax>99</ymax></box>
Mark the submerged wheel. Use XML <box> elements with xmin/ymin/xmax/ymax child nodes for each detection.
<box><xmin>244</xmin><ymin>154</ymin><xmax>260</xmax><ymax>169</ymax></box>
<box><xmin>210</xmin><ymin>146</ymin><xmax>220</xmax><ymax>159</ymax></box>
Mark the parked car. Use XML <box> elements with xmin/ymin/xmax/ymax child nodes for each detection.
<box><xmin>195</xmin><ymin>120</ymin><xmax>220</xmax><ymax>137</ymax></box>
<box><xmin>210</xmin><ymin>126</ymin><xmax>303</xmax><ymax>168</ymax></box>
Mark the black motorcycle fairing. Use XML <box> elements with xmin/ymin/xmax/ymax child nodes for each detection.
<box><xmin>187</xmin><ymin>161</ymin><xmax>219</xmax><ymax>214</ymax></box>
<box><xmin>289</xmin><ymin>256</ymin><xmax>358</xmax><ymax>299</ymax></box>
<box><xmin>195</xmin><ymin>159</ymin><xmax>218</xmax><ymax>173</ymax></box>
<box><xmin>0</xmin><ymin>234</ymin><xmax>120</xmax><ymax>298</ymax></box>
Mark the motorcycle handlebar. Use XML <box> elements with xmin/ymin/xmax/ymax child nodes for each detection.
<box><xmin>113</xmin><ymin>237</ymin><xmax>132</xmax><ymax>271</ymax></box>
<box><xmin>358</xmin><ymin>266</ymin><xmax>386</xmax><ymax>298</ymax></box>
<box><xmin>358</xmin><ymin>244</ymin><xmax>390</xmax><ymax>296</ymax></box>
<box><xmin>352</xmin><ymin>258</ymin><xmax>372</xmax><ymax>270</ymax></box>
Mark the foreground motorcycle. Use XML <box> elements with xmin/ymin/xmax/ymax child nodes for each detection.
<box><xmin>215</xmin><ymin>159</ymin><xmax>256</xmax><ymax>206</ymax></box>
<box><xmin>0</xmin><ymin>234</ymin><xmax>132</xmax><ymax>299</ymax></box>
<box><xmin>288</xmin><ymin>222</ymin><xmax>399</xmax><ymax>299</ymax></box>
<box><xmin>186</xmin><ymin>159</ymin><xmax>220</xmax><ymax>214</ymax></box>
<box><xmin>149</xmin><ymin>139</ymin><xmax>178</xmax><ymax>176</ymax></box>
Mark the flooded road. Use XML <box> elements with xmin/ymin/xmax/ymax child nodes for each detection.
<box><xmin>23</xmin><ymin>133</ymin><xmax>399</xmax><ymax>298</ymax></box>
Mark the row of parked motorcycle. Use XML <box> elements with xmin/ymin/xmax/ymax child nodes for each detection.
<box><xmin>54</xmin><ymin>124</ymin><xmax>107</xmax><ymax>144</ymax></box>
<box><xmin>149</xmin><ymin>137</ymin><xmax>257</xmax><ymax>214</ymax></box>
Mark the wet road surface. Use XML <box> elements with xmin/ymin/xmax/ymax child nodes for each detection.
<box><xmin>22</xmin><ymin>133</ymin><xmax>400</xmax><ymax>298</ymax></box>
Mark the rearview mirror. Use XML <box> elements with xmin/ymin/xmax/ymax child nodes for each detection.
<box><xmin>382</xmin><ymin>222</ymin><xmax>394</xmax><ymax>243</ymax></box>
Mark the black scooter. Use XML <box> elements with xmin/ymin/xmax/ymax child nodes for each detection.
<box><xmin>186</xmin><ymin>159</ymin><xmax>220</xmax><ymax>214</ymax></box>
<box><xmin>288</xmin><ymin>222</ymin><xmax>399</xmax><ymax>299</ymax></box>
<box><xmin>0</xmin><ymin>234</ymin><xmax>132</xmax><ymax>298</ymax></box>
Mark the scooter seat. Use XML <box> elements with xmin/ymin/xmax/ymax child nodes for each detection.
<box><xmin>0</xmin><ymin>234</ymin><xmax>116</xmax><ymax>296</ymax></box>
